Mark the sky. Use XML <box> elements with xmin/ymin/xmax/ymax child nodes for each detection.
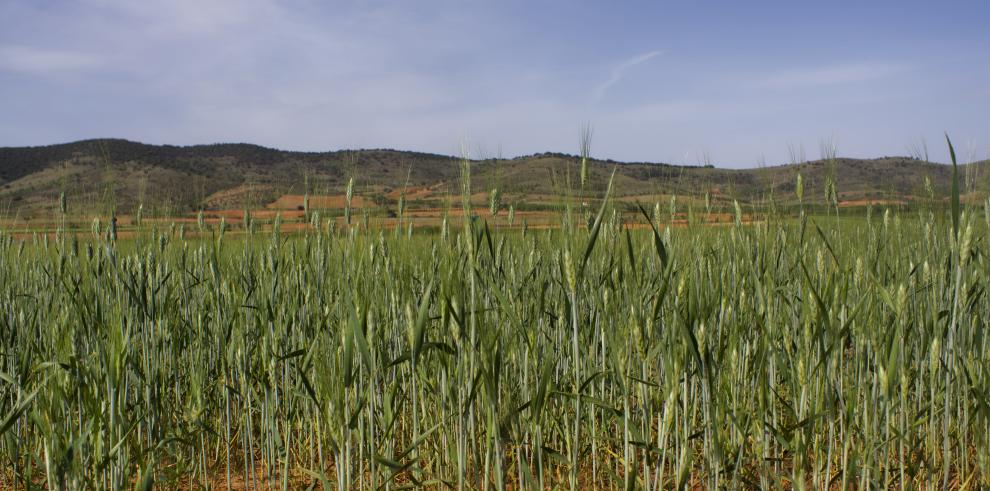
<box><xmin>1</xmin><ymin>0</ymin><xmax>988</xmax><ymax>167</ymax></box>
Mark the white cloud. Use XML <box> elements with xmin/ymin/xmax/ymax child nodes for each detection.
<box><xmin>756</xmin><ymin>62</ymin><xmax>912</xmax><ymax>89</ymax></box>
<box><xmin>0</xmin><ymin>45</ymin><xmax>105</xmax><ymax>74</ymax></box>
<box><xmin>593</xmin><ymin>50</ymin><xmax>663</xmax><ymax>101</ymax></box>
<box><xmin>80</xmin><ymin>0</ymin><xmax>279</xmax><ymax>36</ymax></box>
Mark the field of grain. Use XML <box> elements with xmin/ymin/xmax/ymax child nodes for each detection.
<box><xmin>2</xmin><ymin>155</ymin><xmax>990</xmax><ymax>490</ymax></box>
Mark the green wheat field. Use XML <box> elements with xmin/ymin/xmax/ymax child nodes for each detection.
<box><xmin>2</xmin><ymin>146</ymin><xmax>989</xmax><ymax>490</ymax></box>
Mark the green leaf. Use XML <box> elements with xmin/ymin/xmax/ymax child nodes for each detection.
<box><xmin>411</xmin><ymin>280</ymin><xmax>435</xmax><ymax>362</ymax></box>
<box><xmin>396</xmin><ymin>422</ymin><xmax>443</xmax><ymax>460</ymax></box>
<box><xmin>624</xmin><ymin>228</ymin><xmax>637</xmax><ymax>276</ymax></box>
<box><xmin>342</xmin><ymin>310</ymin><xmax>356</xmax><ymax>388</ymax></box>
<box><xmin>353</xmin><ymin>307</ymin><xmax>374</xmax><ymax>373</ymax></box>
<box><xmin>636</xmin><ymin>202</ymin><xmax>668</xmax><ymax>267</ymax></box>
<box><xmin>579</xmin><ymin>168</ymin><xmax>616</xmax><ymax>278</ymax></box>
<box><xmin>0</xmin><ymin>386</ymin><xmax>40</xmax><ymax>437</ymax></box>
<box><xmin>135</xmin><ymin>462</ymin><xmax>154</xmax><ymax>491</ymax></box>
<box><xmin>299</xmin><ymin>467</ymin><xmax>332</xmax><ymax>491</ymax></box>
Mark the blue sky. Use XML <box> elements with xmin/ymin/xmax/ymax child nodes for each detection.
<box><xmin>1</xmin><ymin>0</ymin><xmax>988</xmax><ymax>167</ymax></box>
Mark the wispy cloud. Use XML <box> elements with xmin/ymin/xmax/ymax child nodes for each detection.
<box><xmin>0</xmin><ymin>45</ymin><xmax>105</xmax><ymax>74</ymax></box>
<box><xmin>756</xmin><ymin>62</ymin><xmax>912</xmax><ymax>89</ymax></box>
<box><xmin>593</xmin><ymin>50</ymin><xmax>663</xmax><ymax>101</ymax></box>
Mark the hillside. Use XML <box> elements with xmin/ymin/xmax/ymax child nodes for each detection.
<box><xmin>1</xmin><ymin>139</ymin><xmax>987</xmax><ymax>219</ymax></box>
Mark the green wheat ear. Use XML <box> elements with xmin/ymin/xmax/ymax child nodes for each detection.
<box><xmin>945</xmin><ymin>133</ymin><xmax>960</xmax><ymax>237</ymax></box>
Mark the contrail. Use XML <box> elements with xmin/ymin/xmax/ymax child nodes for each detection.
<box><xmin>593</xmin><ymin>50</ymin><xmax>663</xmax><ymax>101</ymax></box>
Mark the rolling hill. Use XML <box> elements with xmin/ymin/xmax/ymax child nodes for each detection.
<box><xmin>1</xmin><ymin>139</ymin><xmax>986</xmax><ymax>219</ymax></box>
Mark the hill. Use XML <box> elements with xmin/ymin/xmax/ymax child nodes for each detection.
<box><xmin>1</xmin><ymin>139</ymin><xmax>987</xmax><ymax>219</ymax></box>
